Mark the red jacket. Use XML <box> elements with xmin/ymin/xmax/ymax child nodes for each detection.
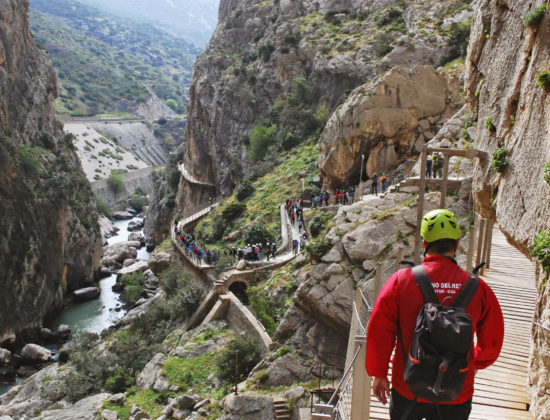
<box><xmin>366</xmin><ymin>255</ymin><xmax>504</xmax><ymax>404</ymax></box>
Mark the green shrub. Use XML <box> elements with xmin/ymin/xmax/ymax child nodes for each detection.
<box><xmin>247</xmin><ymin>122</ymin><xmax>277</xmax><ymax>162</ymax></box>
<box><xmin>38</xmin><ymin>132</ymin><xmax>56</xmax><ymax>149</ymax></box>
<box><xmin>440</xmin><ymin>21</ymin><xmax>471</xmax><ymax>65</ymax></box>
<box><xmin>107</xmin><ymin>172</ymin><xmax>126</xmax><ymax>195</ymax></box>
<box><xmin>120</xmin><ymin>272</ymin><xmax>145</xmax><ymax>306</ymax></box>
<box><xmin>309</xmin><ymin>215</ymin><xmax>326</xmax><ymax>238</ymax></box>
<box><xmin>373</xmin><ymin>33</ymin><xmax>394</xmax><ymax>57</ymax></box>
<box><xmin>377</xmin><ymin>7</ymin><xmax>404</xmax><ymax>27</ymax></box>
<box><xmin>18</xmin><ymin>146</ymin><xmax>41</xmax><ymax>177</ymax></box>
<box><xmin>259</xmin><ymin>43</ymin><xmax>275</xmax><ymax>61</ymax></box>
<box><xmin>235</xmin><ymin>179</ymin><xmax>255</xmax><ymax>201</ymax></box>
<box><xmin>243</xmin><ymin>224</ymin><xmax>275</xmax><ymax>245</ymax></box>
<box><xmin>165</xmin><ymin>99</ymin><xmax>179</xmax><ymax>112</ymax></box>
<box><xmin>491</xmin><ymin>148</ymin><xmax>509</xmax><ymax>173</ymax></box>
<box><xmin>128</xmin><ymin>196</ymin><xmax>147</xmax><ymax>212</ymax></box>
<box><xmin>216</xmin><ymin>336</ymin><xmax>262</xmax><ymax>382</ymax></box>
<box><xmin>531</xmin><ymin>229</ymin><xmax>550</xmax><ymax>279</ymax></box>
<box><xmin>544</xmin><ymin>162</ymin><xmax>550</xmax><ymax>185</ymax></box>
<box><xmin>96</xmin><ymin>199</ymin><xmax>111</xmax><ymax>219</ymax></box>
<box><xmin>536</xmin><ymin>70</ymin><xmax>550</xmax><ymax>90</ymax></box>
<box><xmin>281</xmin><ymin>132</ymin><xmax>301</xmax><ymax>151</ymax></box>
<box><xmin>305</xmin><ymin>238</ymin><xmax>332</xmax><ymax>262</ymax></box>
<box><xmin>222</xmin><ymin>202</ymin><xmax>246</xmax><ymax>222</ymax></box>
<box><xmin>247</xmin><ymin>286</ymin><xmax>278</xmax><ymax>335</ymax></box>
<box><xmin>523</xmin><ymin>4</ymin><xmax>547</xmax><ymax>27</ymax></box>
<box><xmin>485</xmin><ymin>116</ymin><xmax>496</xmax><ymax>132</ymax></box>
<box><xmin>105</xmin><ymin>367</ymin><xmax>135</xmax><ymax>393</ymax></box>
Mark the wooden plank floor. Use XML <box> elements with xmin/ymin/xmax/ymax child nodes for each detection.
<box><xmin>368</xmin><ymin>226</ymin><xmax>535</xmax><ymax>419</ymax></box>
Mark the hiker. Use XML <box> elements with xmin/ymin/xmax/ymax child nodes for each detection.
<box><xmin>271</xmin><ymin>242</ymin><xmax>276</xmax><ymax>260</ymax></box>
<box><xmin>435</xmin><ymin>153</ymin><xmax>445</xmax><ymax>178</ymax></box>
<box><xmin>380</xmin><ymin>173</ymin><xmax>388</xmax><ymax>194</ymax></box>
<box><xmin>370</xmin><ymin>173</ymin><xmax>378</xmax><ymax>195</ymax></box>
<box><xmin>432</xmin><ymin>153</ymin><xmax>440</xmax><ymax>178</ymax></box>
<box><xmin>290</xmin><ymin>210</ymin><xmax>295</xmax><ymax>225</ymax></box>
<box><xmin>426</xmin><ymin>153</ymin><xmax>433</xmax><ymax>178</ymax></box>
<box><xmin>324</xmin><ymin>191</ymin><xmax>330</xmax><ymax>206</ymax></box>
<box><xmin>300</xmin><ymin>237</ymin><xmax>306</xmax><ymax>252</ymax></box>
<box><xmin>366</xmin><ymin>209</ymin><xmax>504</xmax><ymax>420</ymax></box>
<box><xmin>266</xmin><ymin>243</ymin><xmax>270</xmax><ymax>261</ymax></box>
<box><xmin>292</xmin><ymin>239</ymin><xmax>299</xmax><ymax>255</ymax></box>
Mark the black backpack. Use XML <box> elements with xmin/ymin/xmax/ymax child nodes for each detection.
<box><xmin>399</xmin><ymin>266</ymin><xmax>479</xmax><ymax>402</ymax></box>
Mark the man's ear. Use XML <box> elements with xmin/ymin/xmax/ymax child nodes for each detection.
<box><xmin>422</xmin><ymin>240</ymin><xmax>428</xmax><ymax>250</ymax></box>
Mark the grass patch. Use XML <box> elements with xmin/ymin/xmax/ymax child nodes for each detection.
<box><xmin>523</xmin><ymin>4</ymin><xmax>547</xmax><ymax>27</ymax></box>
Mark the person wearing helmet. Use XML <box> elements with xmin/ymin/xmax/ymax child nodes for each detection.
<box><xmin>366</xmin><ymin>209</ymin><xmax>504</xmax><ymax>420</ymax></box>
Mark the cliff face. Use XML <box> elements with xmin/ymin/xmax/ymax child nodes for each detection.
<box><xmin>182</xmin><ymin>0</ymin><xmax>473</xmax><ymax>208</ymax></box>
<box><xmin>465</xmin><ymin>0</ymin><xmax>550</xmax><ymax>416</ymax></box>
<box><xmin>0</xmin><ymin>0</ymin><xmax>101</xmax><ymax>344</ymax></box>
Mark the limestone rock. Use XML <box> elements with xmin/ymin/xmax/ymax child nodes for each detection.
<box><xmin>128</xmin><ymin>232</ymin><xmax>146</xmax><ymax>245</ymax></box>
<box><xmin>21</xmin><ymin>344</ymin><xmax>51</xmax><ymax>363</ymax></box>
<box><xmin>108</xmin><ymin>393</ymin><xmax>125</xmax><ymax>406</ymax></box>
<box><xmin>117</xmin><ymin>260</ymin><xmax>149</xmax><ymax>277</ymax></box>
<box><xmin>100</xmin><ymin>216</ymin><xmax>119</xmax><ymax>242</ymax></box>
<box><xmin>127</xmin><ymin>219</ymin><xmax>144</xmax><ymax>232</ymax></box>
<box><xmin>137</xmin><ymin>353</ymin><xmax>166</xmax><ymax>390</ymax></box>
<box><xmin>38</xmin><ymin>393</ymin><xmax>111</xmax><ymax>420</ymax></box>
<box><xmin>102</xmin><ymin>409</ymin><xmax>119</xmax><ymax>420</ymax></box>
<box><xmin>148</xmin><ymin>251</ymin><xmax>173</xmax><ymax>274</ymax></box>
<box><xmin>73</xmin><ymin>287</ymin><xmax>100</xmax><ymax>302</ymax></box>
<box><xmin>103</xmin><ymin>241</ymin><xmax>139</xmax><ymax>264</ymax></box>
<box><xmin>112</xmin><ymin>211</ymin><xmax>134</xmax><ymax>220</ymax></box>
<box><xmin>116</xmin><ymin>291</ymin><xmax>164</xmax><ymax>326</ymax></box>
<box><xmin>319</xmin><ymin>65</ymin><xmax>447</xmax><ymax>188</ymax></box>
<box><xmin>222</xmin><ymin>394</ymin><xmax>274</xmax><ymax>420</ymax></box>
<box><xmin>0</xmin><ymin>348</ymin><xmax>11</xmax><ymax>365</ymax></box>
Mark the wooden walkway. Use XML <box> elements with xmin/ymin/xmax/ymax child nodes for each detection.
<box><xmin>369</xmin><ymin>226</ymin><xmax>535</xmax><ymax>419</ymax></box>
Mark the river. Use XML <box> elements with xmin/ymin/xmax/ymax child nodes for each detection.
<box><xmin>0</xmin><ymin>217</ymin><xmax>149</xmax><ymax>395</ymax></box>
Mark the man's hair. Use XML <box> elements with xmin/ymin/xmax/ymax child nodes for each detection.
<box><xmin>426</xmin><ymin>238</ymin><xmax>458</xmax><ymax>255</ymax></box>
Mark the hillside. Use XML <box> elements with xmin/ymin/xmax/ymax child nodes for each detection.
<box><xmin>75</xmin><ymin>0</ymin><xmax>219</xmax><ymax>47</ymax></box>
<box><xmin>30</xmin><ymin>0</ymin><xmax>201</xmax><ymax>117</ymax></box>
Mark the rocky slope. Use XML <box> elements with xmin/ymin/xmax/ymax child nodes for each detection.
<box><xmin>0</xmin><ymin>0</ymin><xmax>101</xmax><ymax>344</ymax></box>
<box><xmin>180</xmin><ymin>0</ymin><xmax>473</xmax><ymax>208</ymax></box>
<box><xmin>464</xmin><ymin>0</ymin><xmax>550</xmax><ymax>417</ymax></box>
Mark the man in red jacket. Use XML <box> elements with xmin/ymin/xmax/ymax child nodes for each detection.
<box><xmin>366</xmin><ymin>209</ymin><xmax>504</xmax><ymax>419</ymax></box>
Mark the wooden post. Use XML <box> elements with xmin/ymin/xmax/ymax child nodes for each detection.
<box><xmin>475</xmin><ymin>218</ymin><xmax>486</xmax><ymax>268</ymax></box>
<box><xmin>414</xmin><ymin>147</ymin><xmax>428</xmax><ymax>264</ymax></box>
<box><xmin>466</xmin><ymin>216</ymin><xmax>477</xmax><ymax>272</ymax></box>
<box><xmin>483</xmin><ymin>219</ymin><xmax>494</xmax><ymax>272</ymax></box>
<box><xmin>440</xmin><ymin>153</ymin><xmax>450</xmax><ymax>208</ymax></box>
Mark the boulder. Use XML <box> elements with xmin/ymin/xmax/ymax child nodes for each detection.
<box><xmin>100</xmin><ymin>216</ymin><xmax>118</xmax><ymax>242</ymax></box>
<box><xmin>21</xmin><ymin>344</ymin><xmax>51</xmax><ymax>363</ymax></box>
<box><xmin>38</xmin><ymin>393</ymin><xmax>111</xmax><ymax>420</ymax></box>
<box><xmin>39</xmin><ymin>328</ymin><xmax>54</xmax><ymax>342</ymax></box>
<box><xmin>108</xmin><ymin>393</ymin><xmax>125</xmax><ymax>406</ymax></box>
<box><xmin>137</xmin><ymin>353</ymin><xmax>166</xmax><ymax>390</ymax></box>
<box><xmin>117</xmin><ymin>261</ymin><xmax>149</xmax><ymax>277</ymax></box>
<box><xmin>148</xmin><ymin>251</ymin><xmax>172</xmax><ymax>274</ymax></box>
<box><xmin>103</xmin><ymin>241</ymin><xmax>139</xmax><ymax>263</ymax></box>
<box><xmin>73</xmin><ymin>287</ymin><xmax>100</xmax><ymax>302</ymax></box>
<box><xmin>0</xmin><ymin>348</ymin><xmax>11</xmax><ymax>365</ymax></box>
<box><xmin>222</xmin><ymin>394</ymin><xmax>274</xmax><ymax>420</ymax></box>
<box><xmin>56</xmin><ymin>325</ymin><xmax>70</xmax><ymax>340</ymax></box>
<box><xmin>112</xmin><ymin>211</ymin><xmax>133</xmax><ymax>220</ymax></box>
<box><xmin>127</xmin><ymin>219</ymin><xmax>144</xmax><ymax>232</ymax></box>
<box><xmin>128</xmin><ymin>232</ymin><xmax>146</xmax><ymax>245</ymax></box>
<box><xmin>123</xmin><ymin>258</ymin><xmax>135</xmax><ymax>267</ymax></box>
<box><xmin>102</xmin><ymin>409</ymin><xmax>118</xmax><ymax>420</ymax></box>
<box><xmin>112</xmin><ymin>282</ymin><xmax>124</xmax><ymax>292</ymax></box>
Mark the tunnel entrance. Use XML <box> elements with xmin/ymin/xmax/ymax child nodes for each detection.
<box><xmin>229</xmin><ymin>281</ymin><xmax>249</xmax><ymax>305</ymax></box>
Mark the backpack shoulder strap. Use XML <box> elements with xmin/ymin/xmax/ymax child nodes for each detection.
<box><xmin>453</xmin><ymin>273</ymin><xmax>480</xmax><ymax>308</ymax></box>
<box><xmin>411</xmin><ymin>266</ymin><xmax>439</xmax><ymax>304</ymax></box>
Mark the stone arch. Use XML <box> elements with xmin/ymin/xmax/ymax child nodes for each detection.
<box><xmin>229</xmin><ymin>281</ymin><xmax>248</xmax><ymax>305</ymax></box>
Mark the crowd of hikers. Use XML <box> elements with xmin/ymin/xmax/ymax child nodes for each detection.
<box><xmin>368</xmin><ymin>170</ymin><xmax>405</xmax><ymax>195</ymax></box>
<box><xmin>426</xmin><ymin>152</ymin><xmax>445</xmax><ymax>178</ymax></box>
<box><xmin>285</xmin><ymin>197</ymin><xmax>309</xmax><ymax>254</ymax></box>
<box><xmin>312</xmin><ymin>187</ymin><xmax>355</xmax><ymax>207</ymax></box>
<box><xmin>173</xmin><ymin>224</ymin><xmax>221</xmax><ymax>265</ymax></box>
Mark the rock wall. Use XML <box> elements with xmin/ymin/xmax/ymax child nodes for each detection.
<box><xmin>91</xmin><ymin>167</ymin><xmax>154</xmax><ymax>206</ymax></box>
<box><xmin>319</xmin><ymin>65</ymin><xmax>447</xmax><ymax>188</ymax></box>
<box><xmin>0</xmin><ymin>0</ymin><xmax>101</xmax><ymax>345</ymax></box>
<box><xmin>465</xmin><ymin>0</ymin><xmax>550</xmax><ymax>417</ymax></box>
<box><xmin>181</xmin><ymin>0</ymin><xmax>472</xmax><ymax>209</ymax></box>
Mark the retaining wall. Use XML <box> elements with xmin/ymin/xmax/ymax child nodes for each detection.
<box><xmin>91</xmin><ymin>167</ymin><xmax>155</xmax><ymax>206</ymax></box>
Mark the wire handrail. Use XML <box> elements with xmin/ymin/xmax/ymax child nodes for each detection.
<box><xmin>327</xmin><ymin>344</ymin><xmax>363</xmax><ymax>406</ymax></box>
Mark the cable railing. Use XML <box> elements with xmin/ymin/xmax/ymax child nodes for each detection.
<box><xmin>354</xmin><ymin>159</ymin><xmax>415</xmax><ymax>202</ymax></box>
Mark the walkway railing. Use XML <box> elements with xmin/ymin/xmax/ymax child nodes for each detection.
<box><xmin>354</xmin><ymin>159</ymin><xmax>415</xmax><ymax>202</ymax></box>
<box><xmin>178</xmin><ymin>161</ymin><xmax>217</xmax><ymax>187</ymax></box>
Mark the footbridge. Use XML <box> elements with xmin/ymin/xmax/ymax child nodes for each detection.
<box><xmin>178</xmin><ymin>162</ymin><xmax>217</xmax><ymax>188</ymax></box>
<box><xmin>313</xmin><ymin>146</ymin><xmax>535</xmax><ymax>419</ymax></box>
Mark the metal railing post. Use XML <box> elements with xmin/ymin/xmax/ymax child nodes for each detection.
<box><xmin>466</xmin><ymin>216</ymin><xmax>477</xmax><ymax>273</ymax></box>
<box><xmin>483</xmin><ymin>219</ymin><xmax>494</xmax><ymax>272</ymax></box>
<box><xmin>475</xmin><ymin>218</ymin><xmax>487</xmax><ymax>268</ymax></box>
